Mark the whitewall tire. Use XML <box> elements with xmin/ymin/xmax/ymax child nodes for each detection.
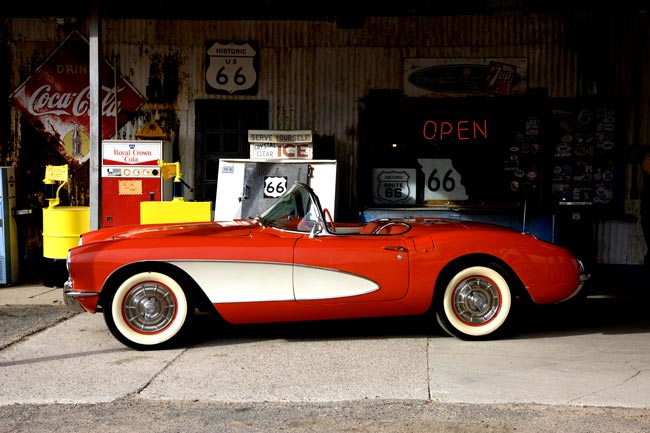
<box><xmin>104</xmin><ymin>271</ymin><xmax>193</xmax><ymax>350</ymax></box>
<box><xmin>435</xmin><ymin>264</ymin><xmax>513</xmax><ymax>340</ymax></box>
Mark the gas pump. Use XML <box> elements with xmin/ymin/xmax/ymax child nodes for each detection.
<box><xmin>158</xmin><ymin>160</ymin><xmax>189</xmax><ymax>201</ymax></box>
<box><xmin>139</xmin><ymin>160</ymin><xmax>212</xmax><ymax>224</ymax></box>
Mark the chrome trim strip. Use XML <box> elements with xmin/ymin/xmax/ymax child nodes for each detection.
<box><xmin>65</xmin><ymin>291</ymin><xmax>100</xmax><ymax>298</ymax></box>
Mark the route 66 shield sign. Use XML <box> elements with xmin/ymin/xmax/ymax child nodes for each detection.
<box><xmin>206</xmin><ymin>41</ymin><xmax>259</xmax><ymax>95</ymax></box>
<box><xmin>263</xmin><ymin>176</ymin><xmax>288</xmax><ymax>199</ymax></box>
<box><xmin>373</xmin><ymin>169</ymin><xmax>416</xmax><ymax>204</ymax></box>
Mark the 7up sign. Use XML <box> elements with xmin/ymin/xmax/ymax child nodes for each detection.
<box><xmin>206</xmin><ymin>41</ymin><xmax>259</xmax><ymax>95</ymax></box>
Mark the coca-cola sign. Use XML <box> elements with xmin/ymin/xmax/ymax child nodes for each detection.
<box><xmin>11</xmin><ymin>31</ymin><xmax>145</xmax><ymax>168</ymax></box>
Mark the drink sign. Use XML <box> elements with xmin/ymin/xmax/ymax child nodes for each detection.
<box><xmin>10</xmin><ymin>31</ymin><xmax>145</xmax><ymax>168</ymax></box>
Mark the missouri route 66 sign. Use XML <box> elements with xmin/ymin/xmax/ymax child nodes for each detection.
<box><xmin>206</xmin><ymin>41</ymin><xmax>259</xmax><ymax>95</ymax></box>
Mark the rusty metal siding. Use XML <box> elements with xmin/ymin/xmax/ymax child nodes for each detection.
<box><xmin>6</xmin><ymin>13</ymin><xmax>650</xmax><ymax>273</ymax></box>
<box><xmin>595</xmin><ymin>219</ymin><xmax>646</xmax><ymax>265</ymax></box>
<box><xmin>10</xmin><ymin>14</ymin><xmax>626</xmax><ymax>171</ymax></box>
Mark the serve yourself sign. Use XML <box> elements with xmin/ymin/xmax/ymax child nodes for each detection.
<box><xmin>248</xmin><ymin>130</ymin><xmax>313</xmax><ymax>160</ymax></box>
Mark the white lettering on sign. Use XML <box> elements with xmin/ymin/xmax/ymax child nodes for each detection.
<box><xmin>27</xmin><ymin>84</ymin><xmax>124</xmax><ymax>117</ymax></box>
<box><xmin>418</xmin><ymin>158</ymin><xmax>468</xmax><ymax>201</ymax></box>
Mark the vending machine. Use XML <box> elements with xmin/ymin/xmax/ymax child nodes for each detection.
<box><xmin>0</xmin><ymin>167</ymin><xmax>18</xmax><ymax>285</ymax></box>
<box><xmin>214</xmin><ymin>159</ymin><xmax>337</xmax><ymax>221</ymax></box>
<box><xmin>101</xmin><ymin>140</ymin><xmax>169</xmax><ymax>227</ymax></box>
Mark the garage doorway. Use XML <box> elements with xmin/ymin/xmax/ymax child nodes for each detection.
<box><xmin>194</xmin><ymin>99</ymin><xmax>269</xmax><ymax>204</ymax></box>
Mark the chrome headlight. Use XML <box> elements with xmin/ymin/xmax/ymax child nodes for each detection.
<box><xmin>577</xmin><ymin>259</ymin><xmax>590</xmax><ymax>282</ymax></box>
<box><xmin>66</xmin><ymin>250</ymin><xmax>71</xmax><ymax>273</ymax></box>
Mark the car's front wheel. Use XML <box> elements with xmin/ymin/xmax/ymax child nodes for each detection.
<box><xmin>104</xmin><ymin>270</ymin><xmax>194</xmax><ymax>350</ymax></box>
<box><xmin>435</xmin><ymin>264</ymin><xmax>514</xmax><ymax>340</ymax></box>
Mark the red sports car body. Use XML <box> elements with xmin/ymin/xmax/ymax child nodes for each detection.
<box><xmin>64</xmin><ymin>182</ymin><xmax>588</xmax><ymax>350</ymax></box>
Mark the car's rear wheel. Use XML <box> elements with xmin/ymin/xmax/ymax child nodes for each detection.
<box><xmin>435</xmin><ymin>263</ymin><xmax>513</xmax><ymax>340</ymax></box>
<box><xmin>104</xmin><ymin>271</ymin><xmax>194</xmax><ymax>350</ymax></box>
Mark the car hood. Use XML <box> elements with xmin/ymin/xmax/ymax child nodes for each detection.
<box><xmin>80</xmin><ymin>219</ymin><xmax>259</xmax><ymax>245</ymax></box>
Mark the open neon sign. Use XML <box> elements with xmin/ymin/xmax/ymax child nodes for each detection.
<box><xmin>422</xmin><ymin>119</ymin><xmax>488</xmax><ymax>141</ymax></box>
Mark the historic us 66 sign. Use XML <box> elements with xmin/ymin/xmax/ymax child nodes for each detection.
<box><xmin>205</xmin><ymin>41</ymin><xmax>259</xmax><ymax>95</ymax></box>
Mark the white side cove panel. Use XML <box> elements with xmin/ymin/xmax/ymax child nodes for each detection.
<box><xmin>293</xmin><ymin>265</ymin><xmax>380</xmax><ymax>300</ymax></box>
<box><xmin>171</xmin><ymin>261</ymin><xmax>294</xmax><ymax>303</ymax></box>
<box><xmin>169</xmin><ymin>260</ymin><xmax>380</xmax><ymax>303</ymax></box>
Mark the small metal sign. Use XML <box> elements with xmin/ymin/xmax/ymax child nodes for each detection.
<box><xmin>248</xmin><ymin>130</ymin><xmax>313</xmax><ymax>160</ymax></box>
<box><xmin>373</xmin><ymin>169</ymin><xmax>417</xmax><ymax>205</ymax></box>
<box><xmin>206</xmin><ymin>41</ymin><xmax>259</xmax><ymax>95</ymax></box>
<box><xmin>404</xmin><ymin>58</ymin><xmax>528</xmax><ymax>97</ymax></box>
<box><xmin>263</xmin><ymin>176</ymin><xmax>288</xmax><ymax>198</ymax></box>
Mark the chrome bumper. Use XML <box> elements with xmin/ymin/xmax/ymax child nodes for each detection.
<box><xmin>63</xmin><ymin>277</ymin><xmax>98</xmax><ymax>312</ymax></box>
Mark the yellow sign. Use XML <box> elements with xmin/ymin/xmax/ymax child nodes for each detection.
<box><xmin>44</xmin><ymin>164</ymin><xmax>69</xmax><ymax>182</ymax></box>
<box><xmin>161</xmin><ymin>164</ymin><xmax>177</xmax><ymax>180</ymax></box>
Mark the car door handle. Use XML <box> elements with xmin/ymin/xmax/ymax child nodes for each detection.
<box><xmin>383</xmin><ymin>246</ymin><xmax>406</xmax><ymax>252</ymax></box>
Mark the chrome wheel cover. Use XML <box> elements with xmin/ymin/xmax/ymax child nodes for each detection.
<box><xmin>452</xmin><ymin>276</ymin><xmax>500</xmax><ymax>325</ymax></box>
<box><xmin>123</xmin><ymin>282</ymin><xmax>177</xmax><ymax>333</ymax></box>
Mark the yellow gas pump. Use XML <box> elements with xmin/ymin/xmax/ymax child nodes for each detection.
<box><xmin>42</xmin><ymin>164</ymin><xmax>90</xmax><ymax>287</ymax></box>
<box><xmin>43</xmin><ymin>164</ymin><xmax>68</xmax><ymax>208</ymax></box>
<box><xmin>159</xmin><ymin>160</ymin><xmax>186</xmax><ymax>201</ymax></box>
<box><xmin>139</xmin><ymin>160</ymin><xmax>212</xmax><ymax>224</ymax></box>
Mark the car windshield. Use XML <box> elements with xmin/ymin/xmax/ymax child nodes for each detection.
<box><xmin>256</xmin><ymin>182</ymin><xmax>324</xmax><ymax>232</ymax></box>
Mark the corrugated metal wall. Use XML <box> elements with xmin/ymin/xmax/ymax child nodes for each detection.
<box><xmin>5</xmin><ymin>12</ymin><xmax>650</xmax><ymax>273</ymax></box>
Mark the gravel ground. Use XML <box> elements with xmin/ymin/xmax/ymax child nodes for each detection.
<box><xmin>0</xmin><ymin>399</ymin><xmax>649</xmax><ymax>433</ymax></box>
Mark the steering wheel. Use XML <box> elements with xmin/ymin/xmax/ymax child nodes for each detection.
<box><xmin>372</xmin><ymin>221</ymin><xmax>410</xmax><ymax>235</ymax></box>
<box><xmin>323</xmin><ymin>208</ymin><xmax>336</xmax><ymax>232</ymax></box>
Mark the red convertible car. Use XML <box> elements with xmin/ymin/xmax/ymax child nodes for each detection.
<box><xmin>64</xmin><ymin>182</ymin><xmax>588</xmax><ymax>350</ymax></box>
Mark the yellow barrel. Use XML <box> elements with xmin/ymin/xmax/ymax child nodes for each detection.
<box><xmin>42</xmin><ymin>206</ymin><xmax>90</xmax><ymax>259</ymax></box>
